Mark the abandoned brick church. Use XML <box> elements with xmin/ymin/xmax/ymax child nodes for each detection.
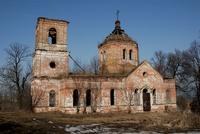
<box><xmin>31</xmin><ymin>17</ymin><xmax>176</xmax><ymax>113</ymax></box>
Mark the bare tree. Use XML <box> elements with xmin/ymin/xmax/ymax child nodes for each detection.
<box><xmin>151</xmin><ymin>51</ymin><xmax>167</xmax><ymax>77</ymax></box>
<box><xmin>31</xmin><ymin>88</ymin><xmax>45</xmax><ymax>111</ymax></box>
<box><xmin>166</xmin><ymin>49</ymin><xmax>182</xmax><ymax>79</ymax></box>
<box><xmin>119</xmin><ymin>81</ymin><xmax>135</xmax><ymax>113</ymax></box>
<box><xmin>181</xmin><ymin>41</ymin><xmax>200</xmax><ymax>112</ymax></box>
<box><xmin>125</xmin><ymin>88</ymin><xmax>135</xmax><ymax>113</ymax></box>
<box><xmin>0</xmin><ymin>43</ymin><xmax>31</xmax><ymax>109</ymax></box>
<box><xmin>89</xmin><ymin>56</ymin><xmax>99</xmax><ymax>75</ymax></box>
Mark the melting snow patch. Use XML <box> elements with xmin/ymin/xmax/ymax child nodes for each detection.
<box><xmin>65</xmin><ymin>124</ymin><xmax>102</xmax><ymax>134</ymax></box>
<box><xmin>58</xmin><ymin>126</ymin><xmax>63</xmax><ymax>129</ymax></box>
<box><xmin>48</xmin><ymin>121</ymin><xmax>53</xmax><ymax>124</ymax></box>
<box><xmin>64</xmin><ymin>124</ymin><xmax>200</xmax><ymax>134</ymax></box>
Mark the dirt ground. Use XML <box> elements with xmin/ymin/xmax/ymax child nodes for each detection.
<box><xmin>0</xmin><ymin>111</ymin><xmax>200</xmax><ymax>134</ymax></box>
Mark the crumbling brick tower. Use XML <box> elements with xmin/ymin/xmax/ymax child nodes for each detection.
<box><xmin>98</xmin><ymin>20</ymin><xmax>139</xmax><ymax>75</ymax></box>
<box><xmin>32</xmin><ymin>17</ymin><xmax>69</xmax><ymax>111</ymax></box>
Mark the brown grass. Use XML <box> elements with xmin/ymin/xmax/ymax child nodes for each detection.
<box><xmin>0</xmin><ymin>111</ymin><xmax>200</xmax><ymax>133</ymax></box>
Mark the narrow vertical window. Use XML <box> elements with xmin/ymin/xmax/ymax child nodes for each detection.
<box><xmin>166</xmin><ymin>89</ymin><xmax>170</xmax><ymax>103</ymax></box>
<box><xmin>101</xmin><ymin>52</ymin><xmax>103</xmax><ymax>62</ymax></box>
<box><xmin>103</xmin><ymin>51</ymin><xmax>106</xmax><ymax>62</ymax></box>
<box><xmin>86</xmin><ymin>89</ymin><xmax>91</xmax><ymax>106</ymax></box>
<box><xmin>49</xmin><ymin>90</ymin><xmax>56</xmax><ymax>107</ymax></box>
<box><xmin>73</xmin><ymin>89</ymin><xmax>79</xmax><ymax>106</ymax></box>
<box><xmin>129</xmin><ymin>49</ymin><xmax>132</xmax><ymax>60</ymax></box>
<box><xmin>48</xmin><ymin>28</ymin><xmax>57</xmax><ymax>44</ymax></box>
<box><xmin>123</xmin><ymin>49</ymin><xmax>126</xmax><ymax>59</ymax></box>
<box><xmin>110</xmin><ymin>89</ymin><xmax>115</xmax><ymax>105</ymax></box>
<box><xmin>134</xmin><ymin>89</ymin><xmax>140</xmax><ymax>106</ymax></box>
<box><xmin>153</xmin><ymin>89</ymin><xmax>156</xmax><ymax>104</ymax></box>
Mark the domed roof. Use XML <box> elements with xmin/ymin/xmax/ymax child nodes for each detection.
<box><xmin>98</xmin><ymin>20</ymin><xmax>138</xmax><ymax>48</ymax></box>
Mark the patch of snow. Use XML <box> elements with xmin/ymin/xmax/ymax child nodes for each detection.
<box><xmin>64</xmin><ymin>124</ymin><xmax>200</xmax><ymax>134</ymax></box>
<box><xmin>58</xmin><ymin>126</ymin><xmax>63</xmax><ymax>129</ymax></box>
<box><xmin>65</xmin><ymin>126</ymin><xmax>81</xmax><ymax>132</ymax></box>
<box><xmin>48</xmin><ymin>121</ymin><xmax>53</xmax><ymax>124</ymax></box>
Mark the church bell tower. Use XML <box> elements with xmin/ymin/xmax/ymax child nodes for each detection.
<box><xmin>32</xmin><ymin>17</ymin><xmax>69</xmax><ymax>78</ymax></box>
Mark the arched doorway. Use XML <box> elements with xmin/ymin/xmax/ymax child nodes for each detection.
<box><xmin>143</xmin><ymin>89</ymin><xmax>151</xmax><ymax>111</ymax></box>
<box><xmin>86</xmin><ymin>89</ymin><xmax>91</xmax><ymax>106</ymax></box>
<box><xmin>110</xmin><ymin>89</ymin><xmax>115</xmax><ymax>105</ymax></box>
<box><xmin>73</xmin><ymin>89</ymin><xmax>79</xmax><ymax>107</ymax></box>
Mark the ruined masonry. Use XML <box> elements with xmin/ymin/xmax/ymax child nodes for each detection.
<box><xmin>31</xmin><ymin>17</ymin><xmax>176</xmax><ymax>113</ymax></box>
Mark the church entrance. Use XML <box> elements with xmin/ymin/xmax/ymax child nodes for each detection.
<box><xmin>143</xmin><ymin>89</ymin><xmax>151</xmax><ymax>111</ymax></box>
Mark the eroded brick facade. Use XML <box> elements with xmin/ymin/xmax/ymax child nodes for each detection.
<box><xmin>31</xmin><ymin>17</ymin><xmax>176</xmax><ymax>113</ymax></box>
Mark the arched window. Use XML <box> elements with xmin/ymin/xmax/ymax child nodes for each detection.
<box><xmin>103</xmin><ymin>51</ymin><xmax>106</xmax><ymax>62</ymax></box>
<box><xmin>73</xmin><ymin>89</ymin><xmax>79</xmax><ymax>106</ymax></box>
<box><xmin>153</xmin><ymin>89</ymin><xmax>156</xmax><ymax>104</ymax></box>
<box><xmin>123</xmin><ymin>49</ymin><xmax>126</xmax><ymax>59</ymax></box>
<box><xmin>134</xmin><ymin>89</ymin><xmax>138</xmax><ymax>94</ymax></box>
<box><xmin>134</xmin><ymin>89</ymin><xmax>140</xmax><ymax>106</ymax></box>
<box><xmin>166</xmin><ymin>89</ymin><xmax>170</xmax><ymax>103</ymax></box>
<box><xmin>129</xmin><ymin>49</ymin><xmax>132</xmax><ymax>60</ymax></box>
<box><xmin>110</xmin><ymin>89</ymin><xmax>115</xmax><ymax>105</ymax></box>
<box><xmin>48</xmin><ymin>28</ymin><xmax>57</xmax><ymax>44</ymax></box>
<box><xmin>101</xmin><ymin>52</ymin><xmax>103</xmax><ymax>62</ymax></box>
<box><xmin>86</xmin><ymin>89</ymin><xmax>91</xmax><ymax>106</ymax></box>
<box><xmin>49</xmin><ymin>90</ymin><xmax>56</xmax><ymax>107</ymax></box>
<box><xmin>143</xmin><ymin>89</ymin><xmax>148</xmax><ymax>93</ymax></box>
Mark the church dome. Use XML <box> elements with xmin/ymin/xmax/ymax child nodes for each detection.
<box><xmin>98</xmin><ymin>20</ymin><xmax>138</xmax><ymax>48</ymax></box>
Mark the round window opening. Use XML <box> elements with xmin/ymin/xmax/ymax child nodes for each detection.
<box><xmin>143</xmin><ymin>72</ymin><xmax>147</xmax><ymax>77</ymax></box>
<box><xmin>49</xmin><ymin>61</ymin><xmax>56</xmax><ymax>68</ymax></box>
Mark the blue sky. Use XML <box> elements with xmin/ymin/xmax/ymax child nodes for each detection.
<box><xmin>0</xmin><ymin>0</ymin><xmax>200</xmax><ymax>66</ymax></box>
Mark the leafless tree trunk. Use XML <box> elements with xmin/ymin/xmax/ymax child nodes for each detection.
<box><xmin>31</xmin><ymin>88</ymin><xmax>45</xmax><ymax>111</ymax></box>
<box><xmin>89</xmin><ymin>56</ymin><xmax>99</xmax><ymax>75</ymax></box>
<box><xmin>119</xmin><ymin>81</ymin><xmax>134</xmax><ymax>113</ymax></box>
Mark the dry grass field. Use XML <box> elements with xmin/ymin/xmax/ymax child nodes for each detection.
<box><xmin>0</xmin><ymin>111</ymin><xmax>200</xmax><ymax>133</ymax></box>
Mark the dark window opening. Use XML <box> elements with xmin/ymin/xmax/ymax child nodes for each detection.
<box><xmin>101</xmin><ymin>52</ymin><xmax>103</xmax><ymax>61</ymax></box>
<box><xmin>129</xmin><ymin>50</ymin><xmax>132</xmax><ymax>60</ymax></box>
<box><xmin>48</xmin><ymin>28</ymin><xmax>57</xmax><ymax>44</ymax></box>
<box><xmin>143</xmin><ymin>89</ymin><xmax>148</xmax><ymax>93</ymax></box>
<box><xmin>110</xmin><ymin>89</ymin><xmax>115</xmax><ymax>105</ymax></box>
<box><xmin>103</xmin><ymin>51</ymin><xmax>106</xmax><ymax>62</ymax></box>
<box><xmin>73</xmin><ymin>89</ymin><xmax>79</xmax><ymax>106</ymax></box>
<box><xmin>153</xmin><ymin>89</ymin><xmax>156</xmax><ymax>104</ymax></box>
<box><xmin>135</xmin><ymin>89</ymin><xmax>138</xmax><ymax>94</ymax></box>
<box><xmin>143</xmin><ymin>72</ymin><xmax>147</xmax><ymax>77</ymax></box>
<box><xmin>49</xmin><ymin>90</ymin><xmax>56</xmax><ymax>107</ymax></box>
<box><xmin>49</xmin><ymin>61</ymin><xmax>56</xmax><ymax>68</ymax></box>
<box><xmin>123</xmin><ymin>49</ymin><xmax>126</xmax><ymax>59</ymax></box>
<box><xmin>86</xmin><ymin>89</ymin><xmax>91</xmax><ymax>106</ymax></box>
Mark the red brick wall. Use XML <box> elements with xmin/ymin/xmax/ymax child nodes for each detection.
<box><xmin>98</xmin><ymin>41</ymin><xmax>138</xmax><ymax>74</ymax></box>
